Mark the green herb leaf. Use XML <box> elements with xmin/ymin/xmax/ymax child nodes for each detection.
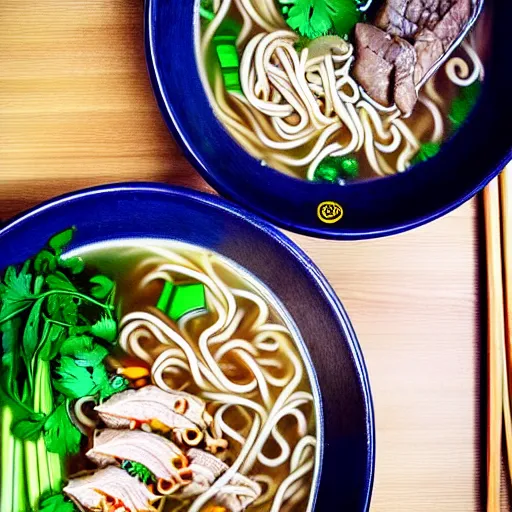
<box><xmin>90</xmin><ymin>316</ymin><xmax>117</xmax><ymax>343</ymax></box>
<box><xmin>46</xmin><ymin>272</ymin><xmax>77</xmax><ymax>292</ymax></box>
<box><xmin>0</xmin><ymin>265</ymin><xmax>34</xmax><ymax>323</ymax></box>
<box><xmin>89</xmin><ymin>275</ymin><xmax>115</xmax><ymax>300</ymax></box>
<box><xmin>39</xmin><ymin>323</ymin><xmax>66</xmax><ymax>361</ymax></box>
<box><xmin>49</xmin><ymin>228</ymin><xmax>75</xmax><ymax>253</ymax></box>
<box><xmin>59</xmin><ymin>335</ymin><xmax>93</xmax><ymax>356</ymax></box>
<box><xmin>43</xmin><ymin>402</ymin><xmax>82</xmax><ymax>456</ymax></box>
<box><xmin>1</xmin><ymin>317</ymin><xmax>20</xmax><ymax>357</ymax></box>
<box><xmin>47</xmin><ymin>294</ymin><xmax>78</xmax><ymax>325</ymax></box>
<box><xmin>282</xmin><ymin>0</ymin><xmax>361</xmax><ymax>39</ymax></box>
<box><xmin>99</xmin><ymin>374</ymin><xmax>129</xmax><ymax>400</ymax></box>
<box><xmin>449</xmin><ymin>81</ymin><xmax>482</xmax><ymax>130</ymax></box>
<box><xmin>54</xmin><ymin>357</ymin><xmax>98</xmax><ymax>398</ymax></box>
<box><xmin>38</xmin><ymin>492</ymin><xmax>78</xmax><ymax>512</ymax></box>
<box><xmin>411</xmin><ymin>141</ymin><xmax>441</xmax><ymax>166</ymax></box>
<box><xmin>76</xmin><ymin>345</ymin><xmax>109</xmax><ymax>368</ymax></box>
<box><xmin>59</xmin><ymin>256</ymin><xmax>85</xmax><ymax>275</ymax></box>
<box><xmin>34</xmin><ymin>250</ymin><xmax>57</xmax><ymax>274</ymax></box>
<box><xmin>11</xmin><ymin>414</ymin><xmax>46</xmax><ymax>441</ymax></box>
<box><xmin>121</xmin><ymin>460</ymin><xmax>156</xmax><ymax>484</ymax></box>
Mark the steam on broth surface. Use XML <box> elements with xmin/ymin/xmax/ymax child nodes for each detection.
<box><xmin>198</xmin><ymin>0</ymin><xmax>489</xmax><ymax>183</ymax></box>
<box><xmin>0</xmin><ymin>233</ymin><xmax>320</xmax><ymax>512</ymax></box>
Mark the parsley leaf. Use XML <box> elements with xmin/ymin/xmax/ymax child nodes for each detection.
<box><xmin>59</xmin><ymin>335</ymin><xmax>93</xmax><ymax>355</ymax></box>
<box><xmin>101</xmin><ymin>374</ymin><xmax>129</xmax><ymax>400</ymax></box>
<box><xmin>59</xmin><ymin>335</ymin><xmax>109</xmax><ymax>366</ymax></box>
<box><xmin>47</xmin><ymin>293</ymin><xmax>78</xmax><ymax>325</ymax></box>
<box><xmin>121</xmin><ymin>460</ymin><xmax>156</xmax><ymax>484</ymax></box>
<box><xmin>46</xmin><ymin>272</ymin><xmax>77</xmax><ymax>292</ymax></box>
<box><xmin>34</xmin><ymin>250</ymin><xmax>57</xmax><ymax>274</ymax></box>
<box><xmin>89</xmin><ymin>275</ymin><xmax>115</xmax><ymax>300</ymax></box>
<box><xmin>411</xmin><ymin>141</ymin><xmax>441</xmax><ymax>166</ymax></box>
<box><xmin>39</xmin><ymin>323</ymin><xmax>66</xmax><ymax>361</ymax></box>
<box><xmin>38</xmin><ymin>492</ymin><xmax>78</xmax><ymax>512</ymax></box>
<box><xmin>90</xmin><ymin>316</ymin><xmax>117</xmax><ymax>342</ymax></box>
<box><xmin>0</xmin><ymin>264</ymin><xmax>34</xmax><ymax>323</ymax></box>
<box><xmin>54</xmin><ymin>357</ymin><xmax>98</xmax><ymax>398</ymax></box>
<box><xmin>43</xmin><ymin>402</ymin><xmax>82</xmax><ymax>456</ymax></box>
<box><xmin>449</xmin><ymin>81</ymin><xmax>482</xmax><ymax>130</ymax></box>
<box><xmin>58</xmin><ymin>256</ymin><xmax>85</xmax><ymax>275</ymax></box>
<box><xmin>11</xmin><ymin>414</ymin><xmax>46</xmax><ymax>441</ymax></box>
<box><xmin>282</xmin><ymin>0</ymin><xmax>361</xmax><ymax>39</ymax></box>
<box><xmin>48</xmin><ymin>228</ymin><xmax>75</xmax><ymax>253</ymax></box>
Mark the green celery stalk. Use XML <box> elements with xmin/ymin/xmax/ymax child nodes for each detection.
<box><xmin>24</xmin><ymin>439</ymin><xmax>40</xmax><ymax>509</ymax></box>
<box><xmin>1</xmin><ymin>406</ymin><xmax>15</xmax><ymax>512</ymax></box>
<box><xmin>34</xmin><ymin>361</ymin><xmax>51</xmax><ymax>496</ymax></box>
<box><xmin>12</xmin><ymin>438</ymin><xmax>27</xmax><ymax>512</ymax></box>
<box><xmin>22</xmin><ymin>380</ymin><xmax>40</xmax><ymax>510</ymax></box>
<box><xmin>38</xmin><ymin>359</ymin><xmax>62</xmax><ymax>492</ymax></box>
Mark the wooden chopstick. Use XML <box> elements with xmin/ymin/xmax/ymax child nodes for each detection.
<box><xmin>500</xmin><ymin>165</ymin><xmax>512</xmax><ymax>483</ymax></box>
<box><xmin>483</xmin><ymin>177</ymin><xmax>505</xmax><ymax>511</ymax></box>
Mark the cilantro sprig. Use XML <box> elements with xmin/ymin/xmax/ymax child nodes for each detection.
<box><xmin>279</xmin><ymin>0</ymin><xmax>362</xmax><ymax>40</ymax></box>
<box><xmin>121</xmin><ymin>460</ymin><xmax>156</xmax><ymax>485</ymax></box>
<box><xmin>38</xmin><ymin>491</ymin><xmax>78</xmax><ymax>512</ymax></box>
<box><xmin>0</xmin><ymin>228</ymin><xmax>126</xmax><ymax>510</ymax></box>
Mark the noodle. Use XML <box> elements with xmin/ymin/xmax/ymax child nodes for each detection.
<box><xmin>106</xmin><ymin>244</ymin><xmax>319</xmax><ymax>511</ymax></box>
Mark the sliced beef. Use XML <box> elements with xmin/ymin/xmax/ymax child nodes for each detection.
<box><xmin>375</xmin><ymin>0</ymin><xmax>472</xmax><ymax>83</ymax></box>
<box><xmin>353</xmin><ymin>23</ymin><xmax>417</xmax><ymax>115</ymax></box>
<box><xmin>413</xmin><ymin>0</ymin><xmax>471</xmax><ymax>82</ymax></box>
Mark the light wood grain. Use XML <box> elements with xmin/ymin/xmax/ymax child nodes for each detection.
<box><xmin>0</xmin><ymin>1</ymin><xmax>489</xmax><ymax>510</ymax></box>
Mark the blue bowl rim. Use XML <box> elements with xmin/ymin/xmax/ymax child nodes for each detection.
<box><xmin>0</xmin><ymin>181</ymin><xmax>376</xmax><ymax>510</ymax></box>
<box><xmin>144</xmin><ymin>0</ymin><xmax>512</xmax><ymax>240</ymax></box>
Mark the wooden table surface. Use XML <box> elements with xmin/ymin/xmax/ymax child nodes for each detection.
<box><xmin>0</xmin><ymin>1</ymin><xmax>491</xmax><ymax>510</ymax></box>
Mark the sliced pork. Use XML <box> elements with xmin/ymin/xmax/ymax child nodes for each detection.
<box><xmin>177</xmin><ymin>449</ymin><xmax>261</xmax><ymax>512</ymax></box>
<box><xmin>95</xmin><ymin>385</ymin><xmax>210</xmax><ymax>443</ymax></box>
<box><xmin>63</xmin><ymin>466</ymin><xmax>159</xmax><ymax>512</ymax></box>
<box><xmin>86</xmin><ymin>429</ymin><xmax>188</xmax><ymax>485</ymax></box>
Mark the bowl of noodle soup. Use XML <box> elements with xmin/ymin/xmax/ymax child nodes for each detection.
<box><xmin>145</xmin><ymin>0</ymin><xmax>512</xmax><ymax>238</ymax></box>
<box><xmin>0</xmin><ymin>184</ymin><xmax>374</xmax><ymax>511</ymax></box>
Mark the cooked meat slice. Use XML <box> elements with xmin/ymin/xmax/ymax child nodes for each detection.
<box><xmin>63</xmin><ymin>466</ymin><xmax>159</xmax><ymax>512</ymax></box>
<box><xmin>86</xmin><ymin>429</ymin><xmax>187</xmax><ymax>484</ymax></box>
<box><xmin>375</xmin><ymin>0</ymin><xmax>472</xmax><ymax>83</ymax></box>
<box><xmin>95</xmin><ymin>385</ymin><xmax>210</xmax><ymax>432</ymax></box>
<box><xmin>175</xmin><ymin>449</ymin><xmax>260</xmax><ymax>512</ymax></box>
<box><xmin>413</xmin><ymin>0</ymin><xmax>471</xmax><ymax>82</ymax></box>
<box><xmin>353</xmin><ymin>23</ymin><xmax>417</xmax><ymax>115</ymax></box>
<box><xmin>177</xmin><ymin>448</ymin><xmax>229</xmax><ymax>498</ymax></box>
<box><xmin>375</xmin><ymin>0</ymin><xmax>420</xmax><ymax>38</ymax></box>
<box><xmin>216</xmin><ymin>472</ymin><xmax>261</xmax><ymax>512</ymax></box>
<box><xmin>413</xmin><ymin>28</ymin><xmax>445</xmax><ymax>82</ymax></box>
<box><xmin>353</xmin><ymin>46</ymin><xmax>394</xmax><ymax>106</ymax></box>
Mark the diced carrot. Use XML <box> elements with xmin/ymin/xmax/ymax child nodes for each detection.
<box><xmin>117</xmin><ymin>367</ymin><xmax>150</xmax><ymax>380</ymax></box>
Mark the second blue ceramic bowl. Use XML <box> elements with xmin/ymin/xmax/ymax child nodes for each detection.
<box><xmin>145</xmin><ymin>0</ymin><xmax>512</xmax><ymax>239</ymax></box>
<box><xmin>0</xmin><ymin>183</ymin><xmax>375</xmax><ymax>511</ymax></box>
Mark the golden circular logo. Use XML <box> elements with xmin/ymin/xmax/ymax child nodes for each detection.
<box><xmin>317</xmin><ymin>201</ymin><xmax>343</xmax><ymax>224</ymax></box>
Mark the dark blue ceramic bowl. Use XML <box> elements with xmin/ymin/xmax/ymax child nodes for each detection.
<box><xmin>0</xmin><ymin>183</ymin><xmax>374</xmax><ymax>511</ymax></box>
<box><xmin>145</xmin><ymin>0</ymin><xmax>512</xmax><ymax>239</ymax></box>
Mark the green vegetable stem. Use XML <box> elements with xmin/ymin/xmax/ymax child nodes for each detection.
<box><xmin>0</xmin><ymin>228</ymin><xmax>123</xmax><ymax>511</ymax></box>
